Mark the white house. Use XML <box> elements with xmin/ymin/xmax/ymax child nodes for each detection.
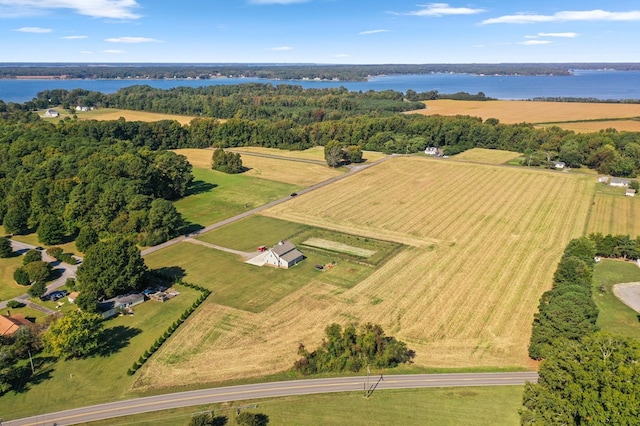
<box><xmin>626</xmin><ymin>188</ymin><xmax>636</xmax><ymax>197</ymax></box>
<box><xmin>264</xmin><ymin>241</ymin><xmax>305</xmax><ymax>269</ymax></box>
<box><xmin>597</xmin><ymin>176</ymin><xmax>609</xmax><ymax>184</ymax></box>
<box><xmin>44</xmin><ymin>109</ymin><xmax>59</xmax><ymax>117</ymax></box>
<box><xmin>610</xmin><ymin>178</ymin><xmax>631</xmax><ymax>187</ymax></box>
<box><xmin>75</xmin><ymin>105</ymin><xmax>93</xmax><ymax>112</ymax></box>
<box><xmin>424</xmin><ymin>147</ymin><xmax>439</xmax><ymax>156</ymax></box>
<box><xmin>551</xmin><ymin>161</ymin><xmax>566</xmax><ymax>169</ymax></box>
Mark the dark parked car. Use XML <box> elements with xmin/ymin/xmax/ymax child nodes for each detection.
<box><xmin>290</xmin><ymin>192</ymin><xmax>298</xmax><ymax>197</ymax></box>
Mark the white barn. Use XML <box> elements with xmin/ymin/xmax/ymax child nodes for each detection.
<box><xmin>264</xmin><ymin>241</ymin><xmax>304</xmax><ymax>269</ymax></box>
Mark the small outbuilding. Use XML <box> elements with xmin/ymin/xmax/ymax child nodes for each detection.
<box><xmin>67</xmin><ymin>291</ymin><xmax>80</xmax><ymax>303</ymax></box>
<box><xmin>551</xmin><ymin>161</ymin><xmax>566</xmax><ymax>169</ymax></box>
<box><xmin>44</xmin><ymin>109</ymin><xmax>59</xmax><ymax>117</ymax></box>
<box><xmin>597</xmin><ymin>176</ymin><xmax>609</xmax><ymax>184</ymax></box>
<box><xmin>626</xmin><ymin>188</ymin><xmax>636</xmax><ymax>197</ymax></box>
<box><xmin>264</xmin><ymin>241</ymin><xmax>305</xmax><ymax>269</ymax></box>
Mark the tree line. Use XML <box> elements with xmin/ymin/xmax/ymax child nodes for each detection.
<box><xmin>522</xmin><ymin>236</ymin><xmax>640</xmax><ymax>423</ymax></box>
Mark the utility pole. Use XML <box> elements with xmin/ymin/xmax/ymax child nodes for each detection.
<box><xmin>28</xmin><ymin>350</ymin><xmax>35</xmax><ymax>374</ymax></box>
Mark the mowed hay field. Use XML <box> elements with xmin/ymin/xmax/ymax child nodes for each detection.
<box><xmin>587</xmin><ymin>191</ymin><xmax>640</xmax><ymax>236</ymax></box>
<box><xmin>451</xmin><ymin>148</ymin><xmax>521</xmax><ymax>164</ymax></box>
<box><xmin>173</xmin><ymin>148</ymin><xmax>345</xmax><ymax>186</ymax></box>
<box><xmin>135</xmin><ymin>157</ymin><xmax>593</xmax><ymax>390</ymax></box>
<box><xmin>75</xmin><ymin>108</ymin><xmax>199</xmax><ymax>125</ymax></box>
<box><xmin>233</xmin><ymin>146</ymin><xmax>388</xmax><ymax>163</ymax></box>
<box><xmin>407</xmin><ymin>99</ymin><xmax>640</xmax><ymax>131</ymax></box>
<box><xmin>540</xmin><ymin>120</ymin><xmax>640</xmax><ymax>133</ymax></box>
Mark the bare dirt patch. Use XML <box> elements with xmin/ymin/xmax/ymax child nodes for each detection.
<box><xmin>613</xmin><ymin>282</ymin><xmax>640</xmax><ymax>312</ymax></box>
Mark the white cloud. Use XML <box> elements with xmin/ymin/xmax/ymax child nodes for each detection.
<box><xmin>0</xmin><ymin>0</ymin><xmax>141</xmax><ymax>20</ymax></box>
<box><xmin>105</xmin><ymin>36</ymin><xmax>161</xmax><ymax>43</ymax></box>
<box><xmin>334</xmin><ymin>53</ymin><xmax>349</xmax><ymax>57</ymax></box>
<box><xmin>14</xmin><ymin>26</ymin><xmax>51</xmax><ymax>33</ymax></box>
<box><xmin>538</xmin><ymin>32</ymin><xmax>579</xmax><ymax>38</ymax></box>
<box><xmin>519</xmin><ymin>40</ymin><xmax>552</xmax><ymax>45</ymax></box>
<box><xmin>102</xmin><ymin>49</ymin><xmax>124</xmax><ymax>53</ymax></box>
<box><xmin>61</xmin><ymin>35</ymin><xmax>87</xmax><ymax>39</ymax></box>
<box><xmin>249</xmin><ymin>0</ymin><xmax>308</xmax><ymax>4</ymax></box>
<box><xmin>482</xmin><ymin>9</ymin><xmax>640</xmax><ymax>25</ymax></box>
<box><xmin>359</xmin><ymin>29</ymin><xmax>390</xmax><ymax>35</ymax></box>
<box><xmin>266</xmin><ymin>46</ymin><xmax>293</xmax><ymax>51</ymax></box>
<box><xmin>401</xmin><ymin>3</ymin><xmax>485</xmax><ymax>17</ymax></box>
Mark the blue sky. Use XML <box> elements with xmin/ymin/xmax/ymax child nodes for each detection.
<box><xmin>2</xmin><ymin>0</ymin><xmax>640</xmax><ymax>63</ymax></box>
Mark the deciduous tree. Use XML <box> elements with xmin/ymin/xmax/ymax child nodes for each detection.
<box><xmin>76</xmin><ymin>237</ymin><xmax>147</xmax><ymax>300</ymax></box>
<box><xmin>0</xmin><ymin>237</ymin><xmax>12</xmax><ymax>258</ymax></box>
<box><xmin>43</xmin><ymin>310</ymin><xmax>104</xmax><ymax>359</ymax></box>
<box><xmin>521</xmin><ymin>333</ymin><xmax>640</xmax><ymax>425</ymax></box>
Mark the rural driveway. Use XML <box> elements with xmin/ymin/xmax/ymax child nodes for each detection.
<box><xmin>4</xmin><ymin>372</ymin><xmax>538</xmax><ymax>425</ymax></box>
<box><xmin>0</xmin><ymin>241</ymin><xmax>79</xmax><ymax>310</ymax></box>
<box><xmin>141</xmin><ymin>155</ymin><xmax>393</xmax><ymax>257</ymax></box>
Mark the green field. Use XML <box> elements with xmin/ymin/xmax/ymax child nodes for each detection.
<box><xmin>144</xmin><ymin>236</ymin><xmax>375</xmax><ymax>312</ymax></box>
<box><xmin>86</xmin><ymin>386</ymin><xmax>524</xmax><ymax>426</ymax></box>
<box><xmin>197</xmin><ymin>215</ymin><xmax>310</xmax><ymax>252</ymax></box>
<box><xmin>174</xmin><ymin>168</ymin><xmax>299</xmax><ymax>230</ymax></box>
<box><xmin>593</xmin><ymin>258</ymin><xmax>640</xmax><ymax>339</ymax></box>
<box><xmin>0</xmin><ymin>285</ymin><xmax>200</xmax><ymax>421</ymax></box>
<box><xmin>0</xmin><ymin>253</ymin><xmax>29</xmax><ymax>301</ymax></box>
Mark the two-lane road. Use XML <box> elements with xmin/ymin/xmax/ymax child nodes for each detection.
<box><xmin>5</xmin><ymin>372</ymin><xmax>538</xmax><ymax>425</ymax></box>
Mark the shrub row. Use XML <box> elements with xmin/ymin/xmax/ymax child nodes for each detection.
<box><xmin>528</xmin><ymin>237</ymin><xmax>599</xmax><ymax>360</ymax></box>
<box><xmin>127</xmin><ymin>281</ymin><xmax>211</xmax><ymax>376</ymax></box>
<box><xmin>589</xmin><ymin>233</ymin><xmax>640</xmax><ymax>260</ymax></box>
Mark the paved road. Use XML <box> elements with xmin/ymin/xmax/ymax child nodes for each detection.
<box><xmin>5</xmin><ymin>372</ymin><xmax>538</xmax><ymax>425</ymax></box>
<box><xmin>0</xmin><ymin>242</ymin><xmax>79</xmax><ymax>310</ymax></box>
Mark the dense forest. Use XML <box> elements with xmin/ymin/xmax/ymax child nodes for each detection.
<box><xmin>3</xmin><ymin>63</ymin><xmax>640</xmax><ymax>81</ymax></box>
<box><xmin>0</xmin><ymin>110</ymin><xmax>193</xmax><ymax>246</ymax></box>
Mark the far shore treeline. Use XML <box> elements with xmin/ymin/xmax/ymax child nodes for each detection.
<box><xmin>3</xmin><ymin>63</ymin><xmax>640</xmax><ymax>81</ymax></box>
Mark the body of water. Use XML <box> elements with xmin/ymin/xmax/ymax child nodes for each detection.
<box><xmin>1</xmin><ymin>70</ymin><xmax>640</xmax><ymax>103</ymax></box>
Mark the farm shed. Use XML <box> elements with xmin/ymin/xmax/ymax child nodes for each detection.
<box><xmin>626</xmin><ymin>188</ymin><xmax>637</xmax><ymax>197</ymax></box>
<box><xmin>597</xmin><ymin>176</ymin><xmax>609</xmax><ymax>184</ymax></box>
<box><xmin>0</xmin><ymin>313</ymin><xmax>33</xmax><ymax>336</ymax></box>
<box><xmin>264</xmin><ymin>241</ymin><xmax>305</xmax><ymax>269</ymax></box>
<box><xmin>44</xmin><ymin>109</ymin><xmax>59</xmax><ymax>117</ymax></box>
<box><xmin>551</xmin><ymin>161</ymin><xmax>565</xmax><ymax>169</ymax></box>
<box><xmin>610</xmin><ymin>178</ymin><xmax>631</xmax><ymax>187</ymax></box>
<box><xmin>67</xmin><ymin>291</ymin><xmax>80</xmax><ymax>303</ymax></box>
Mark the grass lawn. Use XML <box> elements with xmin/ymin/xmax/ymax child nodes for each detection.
<box><xmin>0</xmin><ymin>284</ymin><xmax>200</xmax><ymax>421</ymax></box>
<box><xmin>0</xmin><ymin>304</ymin><xmax>43</xmax><ymax>322</ymax></box>
<box><xmin>174</xmin><ymin>167</ymin><xmax>299</xmax><ymax>230</ymax></box>
<box><xmin>85</xmin><ymin>386</ymin><xmax>524</xmax><ymax>426</ymax></box>
<box><xmin>197</xmin><ymin>215</ymin><xmax>309</xmax><ymax>252</ymax></box>
<box><xmin>593</xmin><ymin>258</ymin><xmax>640</xmax><ymax>339</ymax></box>
<box><xmin>144</xmin><ymin>240</ymin><xmax>373</xmax><ymax>312</ymax></box>
<box><xmin>0</xmin><ymin>254</ymin><xmax>29</xmax><ymax>301</ymax></box>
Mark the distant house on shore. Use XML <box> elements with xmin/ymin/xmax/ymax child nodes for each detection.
<box><xmin>44</xmin><ymin>109</ymin><xmax>59</xmax><ymax>117</ymax></box>
<box><xmin>610</xmin><ymin>178</ymin><xmax>631</xmax><ymax>187</ymax></box>
<box><xmin>0</xmin><ymin>313</ymin><xmax>33</xmax><ymax>336</ymax></box>
<box><xmin>264</xmin><ymin>241</ymin><xmax>305</xmax><ymax>269</ymax></box>
<box><xmin>626</xmin><ymin>188</ymin><xmax>636</xmax><ymax>197</ymax></box>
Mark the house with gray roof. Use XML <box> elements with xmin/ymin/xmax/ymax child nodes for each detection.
<box><xmin>264</xmin><ymin>241</ymin><xmax>305</xmax><ymax>269</ymax></box>
<box><xmin>610</xmin><ymin>177</ymin><xmax>631</xmax><ymax>187</ymax></box>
